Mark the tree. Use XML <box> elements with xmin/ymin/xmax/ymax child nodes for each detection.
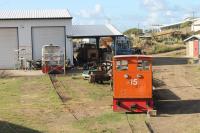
<box><xmin>180</xmin><ymin>21</ymin><xmax>192</xmax><ymax>28</ymax></box>
<box><xmin>123</xmin><ymin>28</ymin><xmax>143</xmax><ymax>36</ymax></box>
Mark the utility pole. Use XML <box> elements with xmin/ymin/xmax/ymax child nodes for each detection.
<box><xmin>137</xmin><ymin>23</ymin><xmax>140</xmax><ymax>35</ymax></box>
<box><xmin>192</xmin><ymin>11</ymin><xmax>195</xmax><ymax>19</ymax></box>
<box><xmin>192</xmin><ymin>11</ymin><xmax>196</xmax><ymax>31</ymax></box>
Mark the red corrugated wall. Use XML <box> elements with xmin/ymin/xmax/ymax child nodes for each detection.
<box><xmin>194</xmin><ymin>39</ymin><xmax>199</xmax><ymax>57</ymax></box>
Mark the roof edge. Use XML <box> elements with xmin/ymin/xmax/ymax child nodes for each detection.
<box><xmin>0</xmin><ymin>9</ymin><xmax>72</xmax><ymax>20</ymax></box>
<box><xmin>184</xmin><ymin>35</ymin><xmax>200</xmax><ymax>42</ymax></box>
<box><xmin>106</xmin><ymin>23</ymin><xmax>122</xmax><ymax>35</ymax></box>
<box><xmin>0</xmin><ymin>17</ymin><xmax>73</xmax><ymax>20</ymax></box>
<box><xmin>67</xmin><ymin>35</ymin><xmax>123</xmax><ymax>39</ymax></box>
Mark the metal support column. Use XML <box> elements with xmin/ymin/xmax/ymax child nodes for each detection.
<box><xmin>96</xmin><ymin>37</ymin><xmax>100</xmax><ymax>63</ymax></box>
<box><xmin>112</xmin><ymin>36</ymin><xmax>117</xmax><ymax>55</ymax></box>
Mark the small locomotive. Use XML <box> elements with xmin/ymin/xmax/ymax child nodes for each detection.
<box><xmin>113</xmin><ymin>55</ymin><xmax>155</xmax><ymax>113</ymax></box>
<box><xmin>42</xmin><ymin>44</ymin><xmax>64</xmax><ymax>74</ymax></box>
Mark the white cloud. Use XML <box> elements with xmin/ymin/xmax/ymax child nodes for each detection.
<box><xmin>143</xmin><ymin>0</ymin><xmax>166</xmax><ymax>11</ymax></box>
<box><xmin>182</xmin><ymin>13</ymin><xmax>191</xmax><ymax>19</ymax></box>
<box><xmin>166</xmin><ymin>10</ymin><xmax>172</xmax><ymax>16</ymax></box>
<box><xmin>142</xmin><ymin>0</ymin><xmax>166</xmax><ymax>25</ymax></box>
<box><xmin>94</xmin><ymin>4</ymin><xmax>102</xmax><ymax>14</ymax></box>
<box><xmin>78</xmin><ymin>9</ymin><xmax>90</xmax><ymax>18</ymax></box>
<box><xmin>141</xmin><ymin>0</ymin><xmax>194</xmax><ymax>26</ymax></box>
<box><xmin>76</xmin><ymin>4</ymin><xmax>103</xmax><ymax>19</ymax></box>
<box><xmin>147</xmin><ymin>12</ymin><xmax>159</xmax><ymax>24</ymax></box>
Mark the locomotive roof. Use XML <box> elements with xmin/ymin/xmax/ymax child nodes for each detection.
<box><xmin>114</xmin><ymin>55</ymin><xmax>152</xmax><ymax>58</ymax></box>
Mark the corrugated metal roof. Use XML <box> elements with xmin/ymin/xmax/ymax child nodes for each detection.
<box><xmin>184</xmin><ymin>35</ymin><xmax>200</xmax><ymax>42</ymax></box>
<box><xmin>161</xmin><ymin>18</ymin><xmax>200</xmax><ymax>29</ymax></box>
<box><xmin>0</xmin><ymin>9</ymin><xmax>72</xmax><ymax>20</ymax></box>
<box><xmin>67</xmin><ymin>24</ymin><xmax>123</xmax><ymax>38</ymax></box>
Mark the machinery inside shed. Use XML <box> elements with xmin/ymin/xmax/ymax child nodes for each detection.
<box><xmin>67</xmin><ymin>24</ymin><xmax>141</xmax><ymax>67</ymax></box>
<box><xmin>73</xmin><ymin>37</ymin><xmax>114</xmax><ymax>66</ymax></box>
<box><xmin>67</xmin><ymin>34</ymin><xmax>133</xmax><ymax>84</ymax></box>
<box><xmin>72</xmin><ymin>36</ymin><xmax>137</xmax><ymax>66</ymax></box>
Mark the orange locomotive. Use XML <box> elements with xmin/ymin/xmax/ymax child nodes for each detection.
<box><xmin>113</xmin><ymin>55</ymin><xmax>154</xmax><ymax>113</ymax></box>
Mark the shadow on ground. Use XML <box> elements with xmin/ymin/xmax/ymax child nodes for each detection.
<box><xmin>153</xmin><ymin>57</ymin><xmax>189</xmax><ymax>66</ymax></box>
<box><xmin>153</xmin><ymin>78</ymin><xmax>166</xmax><ymax>88</ymax></box>
<box><xmin>153</xmin><ymin>79</ymin><xmax>181</xmax><ymax>100</ymax></box>
<box><xmin>154</xmin><ymin>87</ymin><xmax>200</xmax><ymax>115</ymax></box>
<box><xmin>156</xmin><ymin>100</ymin><xmax>200</xmax><ymax>115</ymax></box>
<box><xmin>154</xmin><ymin>89</ymin><xmax>181</xmax><ymax>100</ymax></box>
<box><xmin>0</xmin><ymin>121</ymin><xmax>41</xmax><ymax>133</ymax></box>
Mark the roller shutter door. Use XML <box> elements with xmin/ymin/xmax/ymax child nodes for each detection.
<box><xmin>0</xmin><ymin>28</ymin><xmax>18</xmax><ymax>69</ymax></box>
<box><xmin>32</xmin><ymin>27</ymin><xmax>65</xmax><ymax>60</ymax></box>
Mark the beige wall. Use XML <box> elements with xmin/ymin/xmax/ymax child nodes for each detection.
<box><xmin>186</xmin><ymin>40</ymin><xmax>194</xmax><ymax>57</ymax></box>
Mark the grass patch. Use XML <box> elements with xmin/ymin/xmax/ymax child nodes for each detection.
<box><xmin>87</xmin><ymin>84</ymin><xmax>111</xmax><ymax>100</ymax></box>
<box><xmin>74</xmin><ymin>112</ymin><xmax>146</xmax><ymax>133</ymax></box>
<box><xmin>73</xmin><ymin>112</ymin><xmax>124</xmax><ymax>133</ymax></box>
<box><xmin>58</xmin><ymin>75</ymin><xmax>112</xmax><ymax>101</ymax></box>
<box><xmin>0</xmin><ymin>77</ymin><xmax>23</xmax><ymax>108</ymax></box>
<box><xmin>0</xmin><ymin>76</ymin><xmax>64</xmax><ymax>132</ymax></box>
<box><xmin>147</xmin><ymin>44</ymin><xmax>185</xmax><ymax>54</ymax></box>
<box><xmin>0</xmin><ymin>74</ymin><xmax>146</xmax><ymax>133</ymax></box>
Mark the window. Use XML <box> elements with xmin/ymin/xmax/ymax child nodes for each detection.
<box><xmin>116</xmin><ymin>60</ymin><xmax>128</xmax><ymax>70</ymax></box>
<box><xmin>137</xmin><ymin>60</ymin><xmax>150</xmax><ymax>70</ymax></box>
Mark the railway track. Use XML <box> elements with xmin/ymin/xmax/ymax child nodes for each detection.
<box><xmin>145</xmin><ymin>120</ymin><xmax>154</xmax><ymax>133</ymax></box>
<box><xmin>125</xmin><ymin>113</ymin><xmax>134</xmax><ymax>133</ymax></box>
<box><xmin>50</xmin><ymin>74</ymin><xmax>155</xmax><ymax>132</ymax></box>
<box><xmin>49</xmin><ymin>74</ymin><xmax>79</xmax><ymax>120</ymax></box>
<box><xmin>125</xmin><ymin>113</ymin><xmax>155</xmax><ymax>133</ymax></box>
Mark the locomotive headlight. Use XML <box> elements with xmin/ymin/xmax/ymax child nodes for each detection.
<box><xmin>124</xmin><ymin>74</ymin><xmax>129</xmax><ymax>79</ymax></box>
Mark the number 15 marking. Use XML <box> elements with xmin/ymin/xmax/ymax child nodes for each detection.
<box><xmin>130</xmin><ymin>78</ymin><xmax>138</xmax><ymax>86</ymax></box>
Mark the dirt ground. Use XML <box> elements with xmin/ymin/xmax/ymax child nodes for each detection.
<box><xmin>151</xmin><ymin>62</ymin><xmax>200</xmax><ymax>133</ymax></box>
<box><xmin>0</xmin><ymin>70</ymin><xmax>44</xmax><ymax>77</ymax></box>
<box><xmin>0</xmin><ymin>55</ymin><xmax>200</xmax><ymax>133</ymax></box>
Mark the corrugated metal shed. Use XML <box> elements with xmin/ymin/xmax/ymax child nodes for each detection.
<box><xmin>67</xmin><ymin>24</ymin><xmax>123</xmax><ymax>38</ymax></box>
<box><xmin>184</xmin><ymin>35</ymin><xmax>200</xmax><ymax>42</ymax></box>
<box><xmin>0</xmin><ymin>9</ymin><xmax>72</xmax><ymax>20</ymax></box>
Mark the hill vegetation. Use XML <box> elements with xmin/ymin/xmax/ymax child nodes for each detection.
<box><xmin>123</xmin><ymin>28</ymin><xmax>143</xmax><ymax>36</ymax></box>
<box><xmin>123</xmin><ymin>27</ymin><xmax>186</xmax><ymax>54</ymax></box>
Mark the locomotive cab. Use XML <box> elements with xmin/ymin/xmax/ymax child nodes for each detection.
<box><xmin>113</xmin><ymin>55</ymin><xmax>154</xmax><ymax>113</ymax></box>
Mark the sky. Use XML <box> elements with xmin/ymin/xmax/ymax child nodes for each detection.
<box><xmin>0</xmin><ymin>0</ymin><xmax>200</xmax><ymax>32</ymax></box>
